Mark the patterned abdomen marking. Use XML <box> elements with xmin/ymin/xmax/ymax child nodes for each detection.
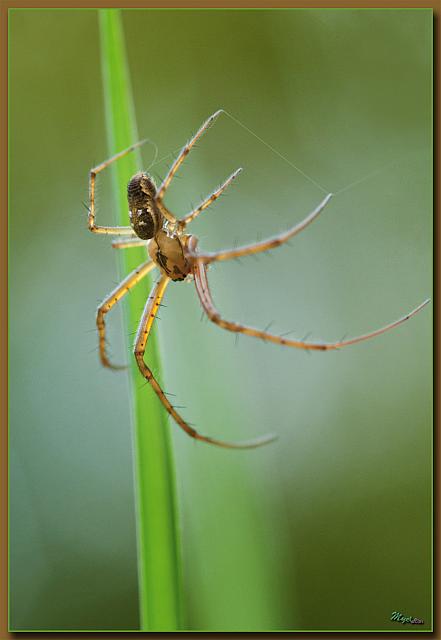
<box><xmin>127</xmin><ymin>173</ymin><xmax>162</xmax><ymax>240</ymax></box>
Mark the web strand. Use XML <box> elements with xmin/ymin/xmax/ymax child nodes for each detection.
<box><xmin>148</xmin><ymin>109</ymin><xmax>410</xmax><ymax>201</ymax></box>
<box><xmin>219</xmin><ymin>109</ymin><xmax>330</xmax><ymax>195</ymax></box>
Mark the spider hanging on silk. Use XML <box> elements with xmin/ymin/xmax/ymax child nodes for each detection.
<box><xmin>88</xmin><ymin>110</ymin><xmax>429</xmax><ymax>449</ymax></box>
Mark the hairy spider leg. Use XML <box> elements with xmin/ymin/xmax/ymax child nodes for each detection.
<box><xmin>179</xmin><ymin>168</ymin><xmax>243</xmax><ymax>227</ymax></box>
<box><xmin>89</xmin><ymin>139</ymin><xmax>150</xmax><ymax>235</ymax></box>
<box><xmin>134</xmin><ymin>276</ymin><xmax>277</xmax><ymax>449</ymax></box>
<box><xmin>112</xmin><ymin>238</ymin><xmax>148</xmax><ymax>250</ymax></box>
<box><xmin>97</xmin><ymin>260</ymin><xmax>156</xmax><ymax>369</ymax></box>
<box><xmin>194</xmin><ymin>261</ymin><xmax>429</xmax><ymax>352</ymax></box>
<box><xmin>188</xmin><ymin>192</ymin><xmax>333</xmax><ymax>263</ymax></box>
<box><xmin>156</xmin><ymin>109</ymin><xmax>224</xmax><ymax>202</ymax></box>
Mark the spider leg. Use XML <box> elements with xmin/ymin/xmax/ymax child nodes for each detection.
<box><xmin>179</xmin><ymin>168</ymin><xmax>242</xmax><ymax>227</ymax></box>
<box><xmin>188</xmin><ymin>193</ymin><xmax>333</xmax><ymax>264</ymax></box>
<box><xmin>134</xmin><ymin>276</ymin><xmax>277</xmax><ymax>449</ymax></box>
<box><xmin>97</xmin><ymin>260</ymin><xmax>156</xmax><ymax>369</ymax></box>
<box><xmin>194</xmin><ymin>261</ymin><xmax>430</xmax><ymax>352</ymax></box>
<box><xmin>112</xmin><ymin>238</ymin><xmax>148</xmax><ymax>250</ymax></box>
<box><xmin>89</xmin><ymin>140</ymin><xmax>148</xmax><ymax>235</ymax></box>
<box><xmin>156</xmin><ymin>110</ymin><xmax>223</xmax><ymax>202</ymax></box>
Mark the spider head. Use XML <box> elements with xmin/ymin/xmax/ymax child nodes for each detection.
<box><xmin>127</xmin><ymin>172</ymin><xmax>163</xmax><ymax>239</ymax></box>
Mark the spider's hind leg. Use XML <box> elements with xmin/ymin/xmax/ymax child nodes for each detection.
<box><xmin>193</xmin><ymin>260</ymin><xmax>429</xmax><ymax>352</ymax></box>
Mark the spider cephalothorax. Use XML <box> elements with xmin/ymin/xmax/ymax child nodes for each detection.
<box><xmin>88</xmin><ymin>110</ymin><xmax>429</xmax><ymax>449</ymax></box>
<box><xmin>148</xmin><ymin>229</ymin><xmax>194</xmax><ymax>282</ymax></box>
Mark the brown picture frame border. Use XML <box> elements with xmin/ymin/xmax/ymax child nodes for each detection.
<box><xmin>1</xmin><ymin>2</ymin><xmax>437</xmax><ymax>638</ymax></box>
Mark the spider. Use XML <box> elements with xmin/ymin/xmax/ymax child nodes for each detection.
<box><xmin>88</xmin><ymin>110</ymin><xmax>429</xmax><ymax>450</ymax></box>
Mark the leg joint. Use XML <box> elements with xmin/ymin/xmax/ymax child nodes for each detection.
<box><xmin>207</xmin><ymin>309</ymin><xmax>221</xmax><ymax>322</ymax></box>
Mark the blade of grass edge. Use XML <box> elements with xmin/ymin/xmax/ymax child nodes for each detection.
<box><xmin>98</xmin><ymin>9</ymin><xmax>182</xmax><ymax>631</ymax></box>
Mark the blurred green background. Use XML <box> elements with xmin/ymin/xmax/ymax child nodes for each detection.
<box><xmin>9</xmin><ymin>8</ymin><xmax>432</xmax><ymax>632</ymax></box>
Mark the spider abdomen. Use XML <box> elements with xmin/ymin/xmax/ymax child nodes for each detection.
<box><xmin>127</xmin><ymin>172</ymin><xmax>157</xmax><ymax>207</ymax></box>
<box><xmin>128</xmin><ymin>172</ymin><xmax>162</xmax><ymax>239</ymax></box>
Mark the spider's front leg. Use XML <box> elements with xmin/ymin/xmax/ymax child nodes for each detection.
<box><xmin>193</xmin><ymin>261</ymin><xmax>429</xmax><ymax>352</ymax></box>
<box><xmin>134</xmin><ymin>276</ymin><xmax>276</xmax><ymax>449</ymax></box>
<box><xmin>97</xmin><ymin>260</ymin><xmax>156</xmax><ymax>369</ymax></box>
<box><xmin>88</xmin><ymin>140</ymin><xmax>148</xmax><ymax>235</ymax></box>
<box><xmin>156</xmin><ymin>110</ymin><xmax>223</xmax><ymax>202</ymax></box>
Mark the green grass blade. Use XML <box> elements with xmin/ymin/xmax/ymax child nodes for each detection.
<box><xmin>98</xmin><ymin>9</ymin><xmax>182</xmax><ymax>631</ymax></box>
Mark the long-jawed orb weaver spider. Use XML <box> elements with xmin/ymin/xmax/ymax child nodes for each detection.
<box><xmin>88</xmin><ymin>110</ymin><xmax>429</xmax><ymax>450</ymax></box>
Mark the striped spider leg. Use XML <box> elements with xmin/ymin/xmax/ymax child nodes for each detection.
<box><xmin>134</xmin><ymin>276</ymin><xmax>277</xmax><ymax>449</ymax></box>
<box><xmin>188</xmin><ymin>192</ymin><xmax>429</xmax><ymax>349</ymax></box>
<box><xmin>96</xmin><ymin>260</ymin><xmax>155</xmax><ymax>369</ymax></box>
<box><xmin>192</xmin><ymin>259</ymin><xmax>429</xmax><ymax>352</ymax></box>
<box><xmin>156</xmin><ymin>109</ymin><xmax>225</xmax><ymax>203</ymax></box>
<box><xmin>112</xmin><ymin>237</ymin><xmax>148</xmax><ymax>250</ymax></box>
